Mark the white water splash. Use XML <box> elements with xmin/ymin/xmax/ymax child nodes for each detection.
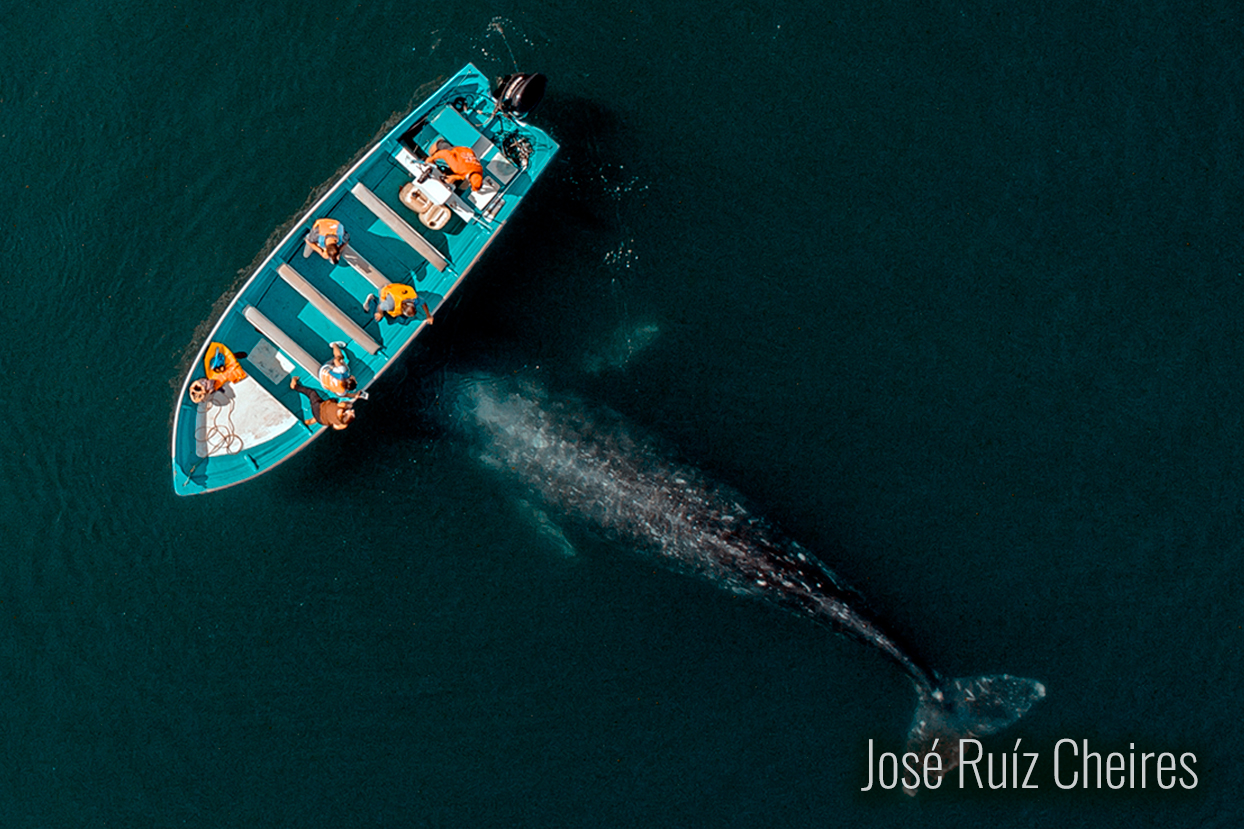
<box><xmin>480</xmin><ymin>16</ymin><xmax>535</xmax><ymax>70</ymax></box>
<box><xmin>602</xmin><ymin>238</ymin><xmax>639</xmax><ymax>269</ymax></box>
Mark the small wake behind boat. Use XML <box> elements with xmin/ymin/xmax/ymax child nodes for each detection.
<box><xmin>171</xmin><ymin>65</ymin><xmax>558</xmax><ymax>496</ymax></box>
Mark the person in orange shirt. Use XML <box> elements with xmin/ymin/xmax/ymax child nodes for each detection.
<box><xmin>426</xmin><ymin>140</ymin><xmax>484</xmax><ymax>192</ymax></box>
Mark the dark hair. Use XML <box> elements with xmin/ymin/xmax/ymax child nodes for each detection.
<box><xmin>401</xmin><ymin>299</ymin><xmax>418</xmax><ymax>317</ymax></box>
<box><xmin>344</xmin><ymin>376</ymin><xmax>357</xmax><ymax>391</ymax></box>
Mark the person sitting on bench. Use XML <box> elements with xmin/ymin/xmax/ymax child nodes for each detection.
<box><xmin>318</xmin><ymin>342</ymin><xmax>363</xmax><ymax>400</ymax></box>
<box><xmin>364</xmin><ymin>283</ymin><xmax>431</xmax><ymax>324</ymax></box>
<box><xmin>304</xmin><ymin>217</ymin><xmax>346</xmax><ymax>264</ymax></box>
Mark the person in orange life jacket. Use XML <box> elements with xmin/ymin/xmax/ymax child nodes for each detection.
<box><xmin>363</xmin><ymin>283</ymin><xmax>431</xmax><ymax>324</ymax></box>
<box><xmin>304</xmin><ymin>217</ymin><xmax>346</xmax><ymax>264</ymax></box>
<box><xmin>318</xmin><ymin>342</ymin><xmax>362</xmax><ymax>400</ymax></box>
<box><xmin>289</xmin><ymin>374</ymin><xmax>356</xmax><ymax>430</ymax></box>
<box><xmin>190</xmin><ymin>349</ymin><xmax>245</xmax><ymax>403</ymax></box>
<box><xmin>426</xmin><ymin>139</ymin><xmax>484</xmax><ymax>192</ymax></box>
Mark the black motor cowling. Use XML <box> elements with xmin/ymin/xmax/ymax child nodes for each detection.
<box><xmin>494</xmin><ymin>73</ymin><xmax>547</xmax><ymax>118</ymax></box>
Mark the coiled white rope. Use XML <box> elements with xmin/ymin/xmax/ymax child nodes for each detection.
<box><xmin>193</xmin><ymin>394</ymin><xmax>245</xmax><ymax>456</ymax></box>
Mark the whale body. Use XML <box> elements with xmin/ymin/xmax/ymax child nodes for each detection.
<box><xmin>439</xmin><ymin>372</ymin><xmax>1045</xmax><ymax>790</ymax></box>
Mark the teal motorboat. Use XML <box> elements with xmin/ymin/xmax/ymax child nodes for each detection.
<box><xmin>171</xmin><ymin>64</ymin><xmax>558</xmax><ymax>496</ymax></box>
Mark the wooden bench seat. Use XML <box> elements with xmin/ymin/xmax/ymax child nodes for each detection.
<box><xmin>242</xmin><ymin>306</ymin><xmax>321</xmax><ymax>379</ymax></box>
<box><xmin>276</xmin><ymin>264</ymin><xmax>381</xmax><ymax>355</ymax></box>
<box><xmin>341</xmin><ymin>244</ymin><xmax>390</xmax><ymax>291</ymax></box>
<box><xmin>351</xmin><ymin>182</ymin><xmax>448</xmax><ymax>272</ymax></box>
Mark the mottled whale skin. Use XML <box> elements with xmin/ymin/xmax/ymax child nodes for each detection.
<box><xmin>440</xmin><ymin>372</ymin><xmax>1045</xmax><ymax>790</ymax></box>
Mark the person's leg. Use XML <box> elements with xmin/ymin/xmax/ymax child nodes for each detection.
<box><xmin>290</xmin><ymin>377</ymin><xmax>326</xmax><ymax>419</ymax></box>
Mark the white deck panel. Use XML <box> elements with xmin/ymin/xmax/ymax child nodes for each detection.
<box><xmin>194</xmin><ymin>376</ymin><xmax>298</xmax><ymax>458</ymax></box>
<box><xmin>247</xmin><ymin>338</ymin><xmax>295</xmax><ymax>385</ymax></box>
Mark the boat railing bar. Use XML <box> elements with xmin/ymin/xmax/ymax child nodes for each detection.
<box><xmin>275</xmin><ymin>263</ymin><xmax>381</xmax><ymax>355</ymax></box>
<box><xmin>350</xmin><ymin>182</ymin><xmax>449</xmax><ymax>272</ymax></box>
<box><xmin>341</xmin><ymin>244</ymin><xmax>391</xmax><ymax>291</ymax></box>
<box><xmin>242</xmin><ymin>305</ymin><xmax>322</xmax><ymax>380</ymax></box>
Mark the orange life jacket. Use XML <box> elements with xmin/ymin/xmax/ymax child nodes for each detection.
<box><xmin>427</xmin><ymin>146</ymin><xmax>484</xmax><ymax>191</ymax></box>
<box><xmin>312</xmin><ymin>217</ymin><xmax>342</xmax><ymax>244</ymax></box>
<box><xmin>379</xmin><ymin>283</ymin><xmax>418</xmax><ymax>317</ymax></box>
<box><xmin>204</xmin><ymin>342</ymin><xmax>248</xmax><ymax>388</ymax></box>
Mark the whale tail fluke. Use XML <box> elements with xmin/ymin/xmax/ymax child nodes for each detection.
<box><xmin>903</xmin><ymin>673</ymin><xmax>1046</xmax><ymax>795</ymax></box>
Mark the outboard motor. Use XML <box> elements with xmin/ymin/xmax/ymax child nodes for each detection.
<box><xmin>493</xmin><ymin>73</ymin><xmax>547</xmax><ymax>118</ymax></box>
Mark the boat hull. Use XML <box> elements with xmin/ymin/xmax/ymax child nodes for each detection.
<box><xmin>171</xmin><ymin>64</ymin><xmax>558</xmax><ymax>495</ymax></box>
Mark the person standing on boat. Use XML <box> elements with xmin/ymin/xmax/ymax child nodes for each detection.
<box><xmin>318</xmin><ymin>341</ymin><xmax>363</xmax><ymax>400</ymax></box>
<box><xmin>426</xmin><ymin>140</ymin><xmax>484</xmax><ymax>192</ymax></box>
<box><xmin>304</xmin><ymin>217</ymin><xmax>346</xmax><ymax>264</ymax></box>
<box><xmin>364</xmin><ymin>283</ymin><xmax>431</xmax><ymax>324</ymax></box>
<box><xmin>289</xmin><ymin>375</ymin><xmax>356</xmax><ymax>430</ymax></box>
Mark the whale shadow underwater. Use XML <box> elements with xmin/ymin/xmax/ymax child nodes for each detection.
<box><xmin>432</xmin><ymin>371</ymin><xmax>1045</xmax><ymax>792</ymax></box>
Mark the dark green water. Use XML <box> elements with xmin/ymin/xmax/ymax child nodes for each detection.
<box><xmin>2</xmin><ymin>1</ymin><xmax>1240</xmax><ymax>825</ymax></box>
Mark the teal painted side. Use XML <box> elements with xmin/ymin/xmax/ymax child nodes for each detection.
<box><xmin>171</xmin><ymin>64</ymin><xmax>558</xmax><ymax>495</ymax></box>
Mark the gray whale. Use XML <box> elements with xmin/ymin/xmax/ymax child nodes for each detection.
<box><xmin>439</xmin><ymin>372</ymin><xmax>1045</xmax><ymax>790</ymax></box>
